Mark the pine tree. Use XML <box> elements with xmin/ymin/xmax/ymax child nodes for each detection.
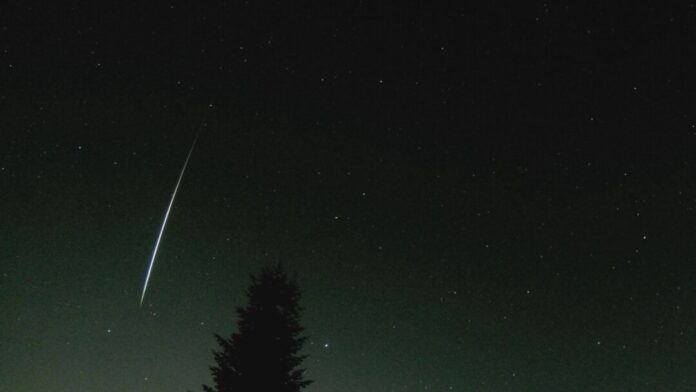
<box><xmin>201</xmin><ymin>263</ymin><xmax>312</xmax><ymax>392</ymax></box>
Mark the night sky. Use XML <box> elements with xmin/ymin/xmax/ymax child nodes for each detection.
<box><xmin>2</xmin><ymin>2</ymin><xmax>696</xmax><ymax>391</ymax></box>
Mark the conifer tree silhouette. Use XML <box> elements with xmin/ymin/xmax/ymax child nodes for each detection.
<box><xmin>201</xmin><ymin>263</ymin><xmax>312</xmax><ymax>392</ymax></box>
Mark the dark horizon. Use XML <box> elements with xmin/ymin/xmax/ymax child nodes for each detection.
<box><xmin>2</xmin><ymin>2</ymin><xmax>696</xmax><ymax>391</ymax></box>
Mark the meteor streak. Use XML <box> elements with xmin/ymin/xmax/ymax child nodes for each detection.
<box><xmin>139</xmin><ymin>109</ymin><xmax>210</xmax><ymax>306</ymax></box>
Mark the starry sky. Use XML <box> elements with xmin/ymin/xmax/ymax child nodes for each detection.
<box><xmin>2</xmin><ymin>2</ymin><xmax>696</xmax><ymax>391</ymax></box>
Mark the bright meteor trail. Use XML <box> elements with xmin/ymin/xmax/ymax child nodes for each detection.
<box><xmin>139</xmin><ymin>109</ymin><xmax>209</xmax><ymax>306</ymax></box>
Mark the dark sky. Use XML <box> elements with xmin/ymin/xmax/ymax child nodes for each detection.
<box><xmin>2</xmin><ymin>2</ymin><xmax>696</xmax><ymax>391</ymax></box>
